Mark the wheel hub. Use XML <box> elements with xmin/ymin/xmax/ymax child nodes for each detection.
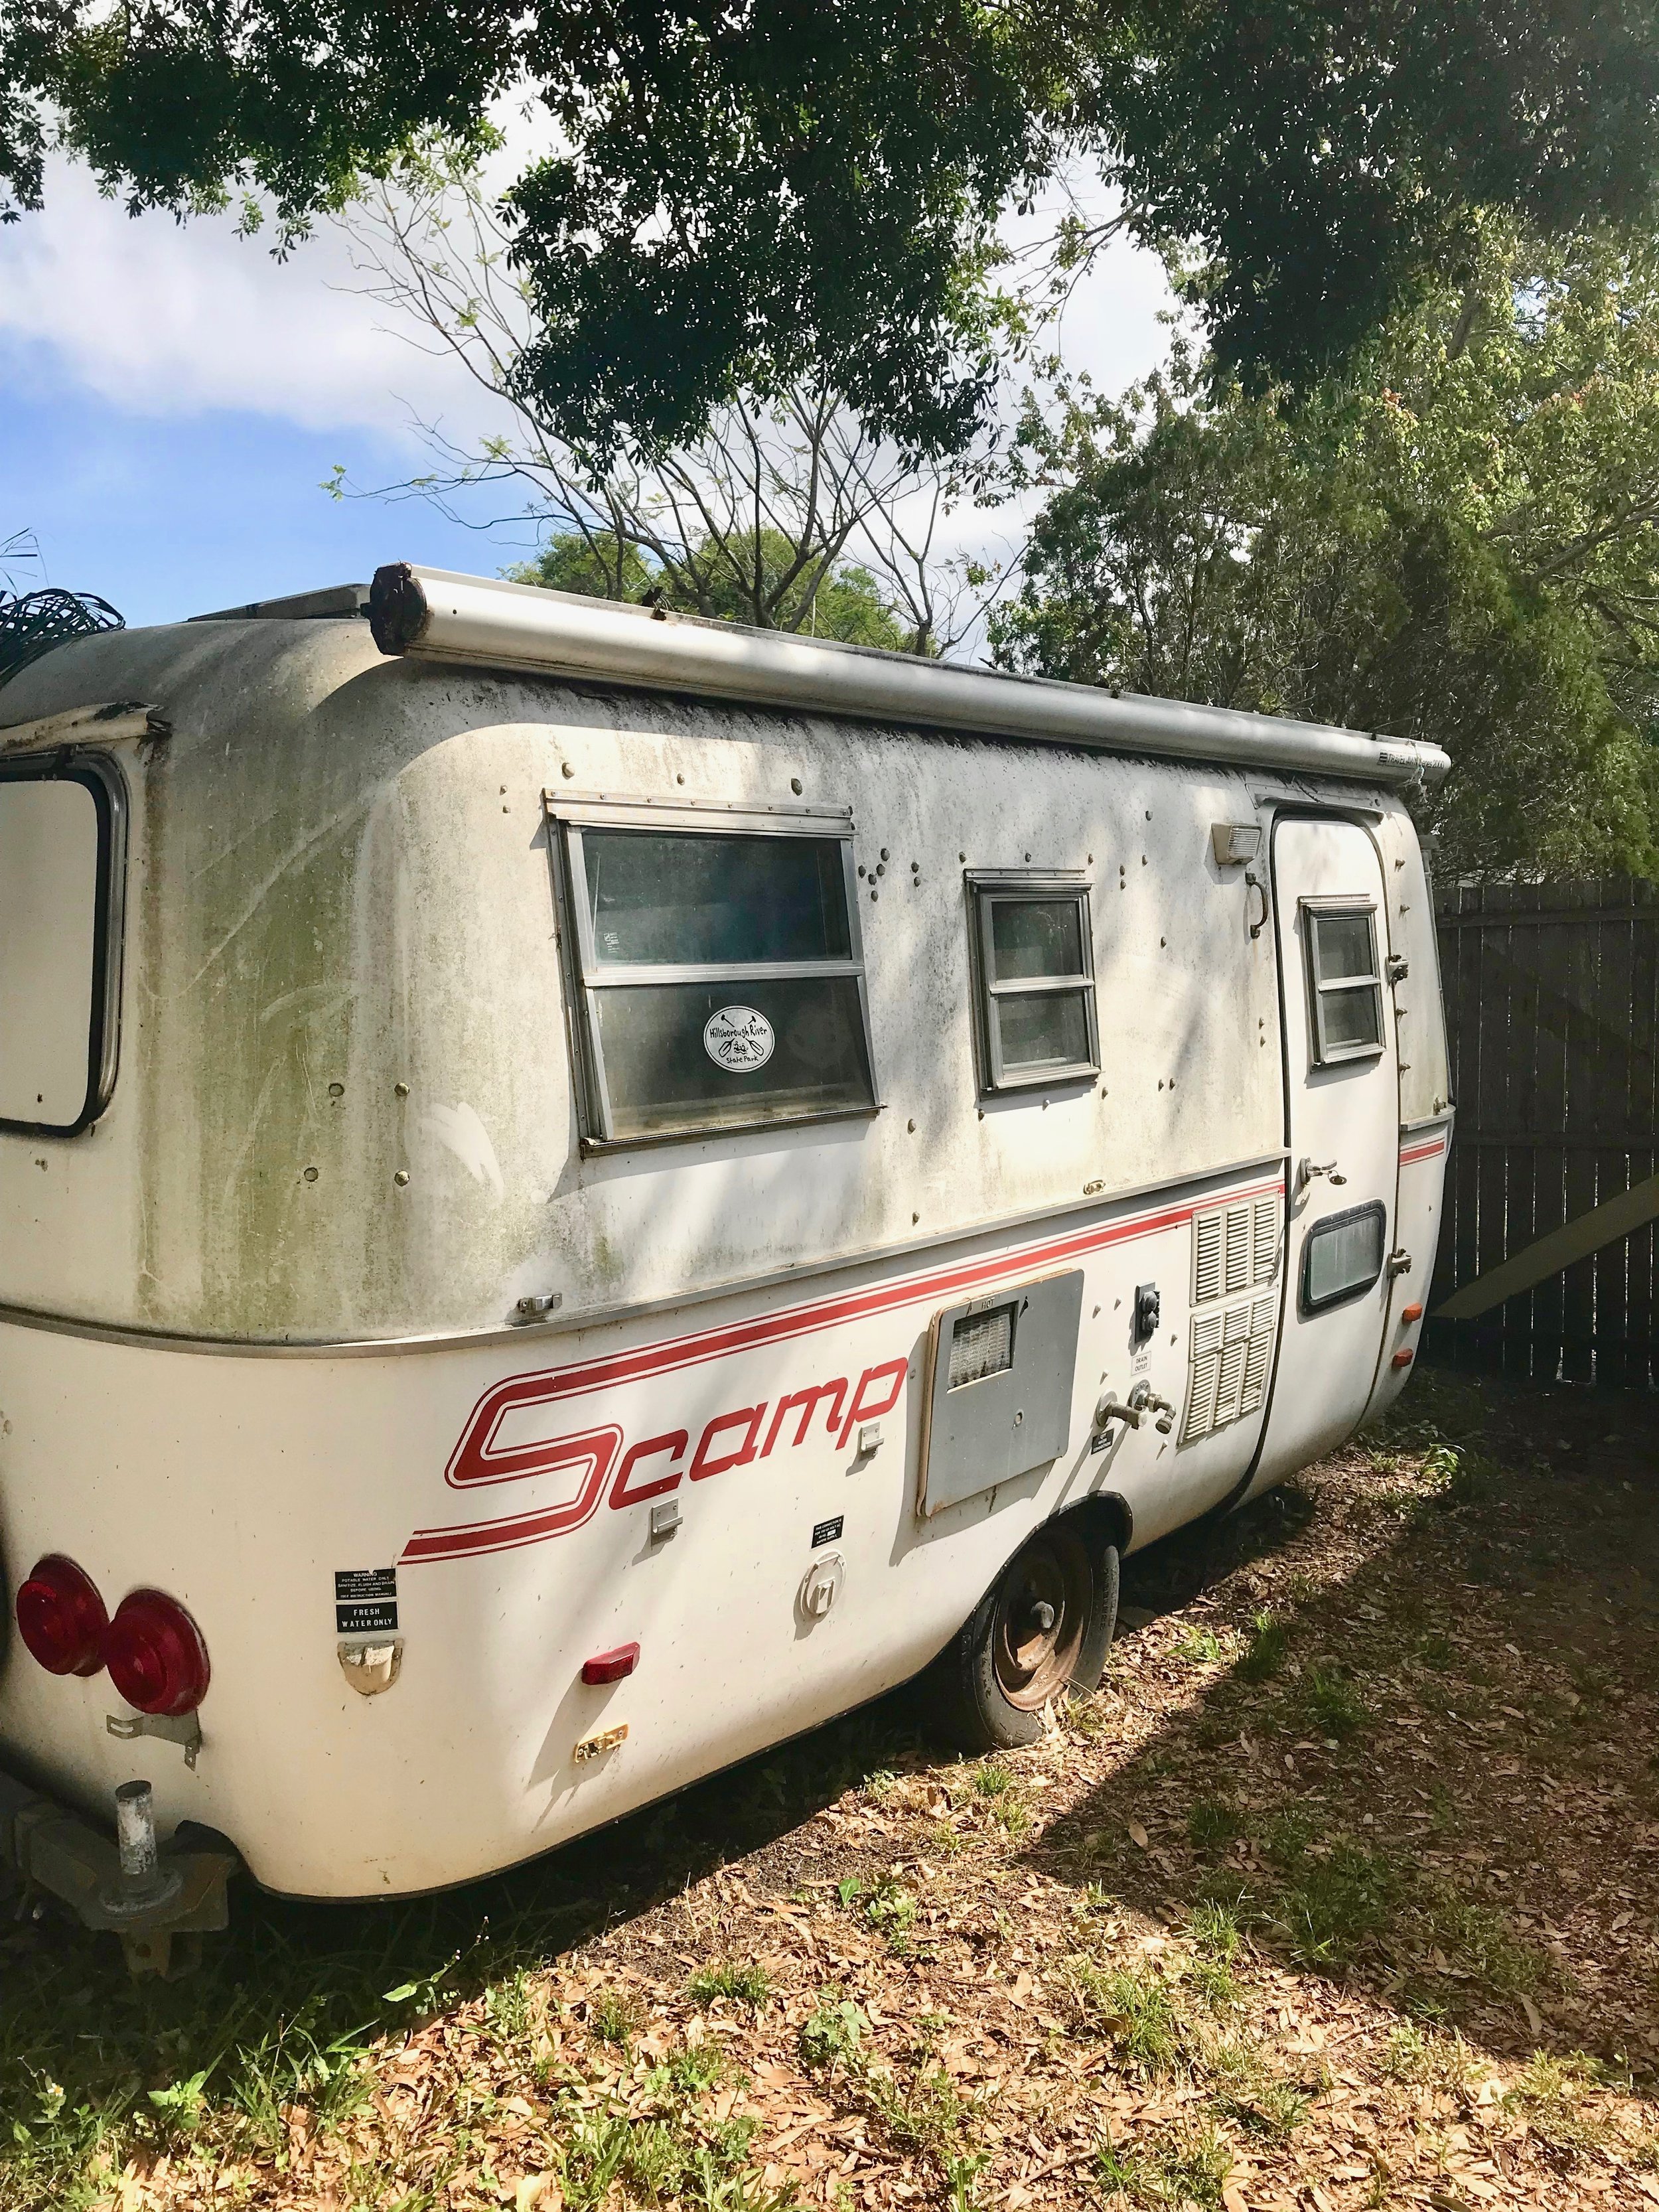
<box><xmin>991</xmin><ymin>1528</ymin><xmax>1090</xmax><ymax>1710</ymax></box>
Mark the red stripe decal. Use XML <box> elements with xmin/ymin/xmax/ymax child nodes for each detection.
<box><xmin>1399</xmin><ymin>1136</ymin><xmax>1447</xmax><ymax>1165</ymax></box>
<box><xmin>409</xmin><ymin>1175</ymin><xmax>1284</xmax><ymax>1565</ymax></box>
<box><xmin>443</xmin><ymin>1175</ymin><xmax>1285</xmax><ymax>1485</ymax></box>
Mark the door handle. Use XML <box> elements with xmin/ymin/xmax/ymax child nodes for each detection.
<box><xmin>1244</xmin><ymin>869</ymin><xmax>1269</xmax><ymax>939</ymax></box>
<box><xmin>1296</xmin><ymin>1156</ymin><xmax>1348</xmax><ymax>1193</ymax></box>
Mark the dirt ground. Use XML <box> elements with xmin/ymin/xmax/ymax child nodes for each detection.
<box><xmin>8</xmin><ymin>1365</ymin><xmax>1659</xmax><ymax>2211</ymax></box>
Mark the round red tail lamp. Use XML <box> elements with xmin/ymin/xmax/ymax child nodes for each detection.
<box><xmin>15</xmin><ymin>1555</ymin><xmax>109</xmax><ymax>1676</ymax></box>
<box><xmin>104</xmin><ymin>1590</ymin><xmax>210</xmax><ymax>1716</ymax></box>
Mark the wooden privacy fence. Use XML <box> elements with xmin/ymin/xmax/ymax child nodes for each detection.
<box><xmin>1425</xmin><ymin>879</ymin><xmax>1659</xmax><ymax>1386</ymax></box>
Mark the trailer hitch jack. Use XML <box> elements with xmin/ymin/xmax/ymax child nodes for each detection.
<box><xmin>1</xmin><ymin>1765</ymin><xmax>236</xmax><ymax>1978</ymax></box>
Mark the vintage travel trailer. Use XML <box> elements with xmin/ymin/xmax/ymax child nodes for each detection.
<box><xmin>0</xmin><ymin>565</ymin><xmax>1451</xmax><ymax>1967</ymax></box>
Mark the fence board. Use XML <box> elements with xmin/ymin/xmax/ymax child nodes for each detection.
<box><xmin>1428</xmin><ymin>877</ymin><xmax>1659</xmax><ymax>1386</ymax></box>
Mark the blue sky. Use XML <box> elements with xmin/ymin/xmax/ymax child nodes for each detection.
<box><xmin>1</xmin><ymin>159</ymin><xmax>1175</xmax><ymax>638</ymax></box>
<box><xmin>0</xmin><ymin>350</ymin><xmax>532</xmax><ymax>625</ymax></box>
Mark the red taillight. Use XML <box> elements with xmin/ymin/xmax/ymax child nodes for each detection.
<box><xmin>1392</xmin><ymin>1348</ymin><xmax>1415</xmax><ymax>1369</ymax></box>
<box><xmin>582</xmin><ymin>1643</ymin><xmax>640</xmax><ymax>1685</ymax></box>
<box><xmin>15</xmin><ymin>1555</ymin><xmax>109</xmax><ymax>1676</ymax></box>
<box><xmin>1402</xmin><ymin>1302</ymin><xmax>1424</xmax><ymax>1323</ymax></box>
<box><xmin>104</xmin><ymin>1590</ymin><xmax>210</xmax><ymax>1716</ymax></box>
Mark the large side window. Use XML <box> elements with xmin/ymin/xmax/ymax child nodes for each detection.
<box><xmin>1301</xmin><ymin>901</ymin><xmax>1384</xmax><ymax>1065</ymax></box>
<box><xmin>0</xmin><ymin>758</ymin><xmax>123</xmax><ymax>1136</ymax></box>
<box><xmin>555</xmin><ymin>808</ymin><xmax>878</xmax><ymax>1145</ymax></box>
<box><xmin>967</xmin><ymin>871</ymin><xmax>1098</xmax><ymax>1092</ymax></box>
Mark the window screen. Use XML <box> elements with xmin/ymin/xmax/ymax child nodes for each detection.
<box><xmin>1303</xmin><ymin>903</ymin><xmax>1385</xmax><ymax>1065</ymax></box>
<box><xmin>1302</xmin><ymin>1201</ymin><xmax>1386</xmax><ymax>1312</ymax></box>
<box><xmin>0</xmin><ymin>762</ymin><xmax>121</xmax><ymax>1135</ymax></box>
<box><xmin>969</xmin><ymin>876</ymin><xmax>1098</xmax><ymax>1091</ymax></box>
<box><xmin>947</xmin><ymin>1303</ymin><xmax>1016</xmax><ymax>1388</ymax></box>
<box><xmin>559</xmin><ymin>818</ymin><xmax>877</xmax><ymax>1145</ymax></box>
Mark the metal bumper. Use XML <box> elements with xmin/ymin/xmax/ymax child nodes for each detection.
<box><xmin>0</xmin><ymin>1763</ymin><xmax>237</xmax><ymax>1976</ymax></box>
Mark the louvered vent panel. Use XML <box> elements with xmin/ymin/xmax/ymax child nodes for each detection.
<box><xmin>1224</xmin><ymin>1204</ymin><xmax>1252</xmax><ymax>1295</ymax></box>
<box><xmin>1214</xmin><ymin>1338</ymin><xmax>1249</xmax><ymax>1428</ymax></box>
<box><xmin>1240</xmin><ymin>1332</ymin><xmax>1272</xmax><ymax>1416</ymax></box>
<box><xmin>1183</xmin><ymin>1287</ymin><xmax>1277</xmax><ymax>1442</ymax></box>
<box><xmin>1252</xmin><ymin>1196</ymin><xmax>1279</xmax><ymax>1283</ymax></box>
<box><xmin>1193</xmin><ymin>1210</ymin><xmax>1224</xmax><ymax>1304</ymax></box>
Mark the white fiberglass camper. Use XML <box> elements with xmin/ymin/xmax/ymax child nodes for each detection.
<box><xmin>0</xmin><ymin>566</ymin><xmax>1451</xmax><ymax>1967</ymax></box>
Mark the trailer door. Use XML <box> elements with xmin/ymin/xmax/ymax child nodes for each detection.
<box><xmin>1256</xmin><ymin>815</ymin><xmax>1398</xmax><ymax>1476</ymax></box>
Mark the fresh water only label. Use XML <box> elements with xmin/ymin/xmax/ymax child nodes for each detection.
<box><xmin>335</xmin><ymin>1566</ymin><xmax>399</xmax><ymax>1635</ymax></box>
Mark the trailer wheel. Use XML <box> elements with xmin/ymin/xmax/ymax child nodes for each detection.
<box><xmin>922</xmin><ymin>1520</ymin><xmax>1119</xmax><ymax>1752</ymax></box>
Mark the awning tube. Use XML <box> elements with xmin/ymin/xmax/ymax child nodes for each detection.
<box><xmin>370</xmin><ymin>563</ymin><xmax>1451</xmax><ymax>790</ymax></box>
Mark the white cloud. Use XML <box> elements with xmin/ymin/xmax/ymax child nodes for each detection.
<box><xmin>1</xmin><ymin>155</ymin><xmax>1176</xmax><ymax>445</ymax></box>
<box><xmin>0</xmin><ymin>158</ymin><xmax>500</xmax><ymax>441</ymax></box>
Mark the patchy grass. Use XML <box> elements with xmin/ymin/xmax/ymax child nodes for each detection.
<box><xmin>8</xmin><ymin>1368</ymin><xmax>1659</xmax><ymax>2210</ymax></box>
<box><xmin>686</xmin><ymin>1959</ymin><xmax>773</xmax><ymax>2012</ymax></box>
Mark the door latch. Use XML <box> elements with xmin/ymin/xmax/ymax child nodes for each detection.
<box><xmin>1387</xmin><ymin>1248</ymin><xmax>1412</xmax><ymax>1277</ymax></box>
<box><xmin>1296</xmin><ymin>1156</ymin><xmax>1347</xmax><ymax>1193</ymax></box>
<box><xmin>1385</xmin><ymin>954</ymin><xmax>1409</xmax><ymax>984</ymax></box>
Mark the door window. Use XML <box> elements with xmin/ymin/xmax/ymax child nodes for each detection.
<box><xmin>1302</xmin><ymin>902</ymin><xmax>1384</xmax><ymax>1064</ymax></box>
<box><xmin>1301</xmin><ymin>1201</ymin><xmax>1386</xmax><ymax>1311</ymax></box>
<box><xmin>557</xmin><ymin>818</ymin><xmax>877</xmax><ymax>1145</ymax></box>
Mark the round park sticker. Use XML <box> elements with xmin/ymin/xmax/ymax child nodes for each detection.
<box><xmin>703</xmin><ymin>1005</ymin><xmax>775</xmax><ymax>1073</ymax></box>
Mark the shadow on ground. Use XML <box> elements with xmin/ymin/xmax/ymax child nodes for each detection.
<box><xmin>1034</xmin><ymin>1368</ymin><xmax>1659</xmax><ymax>2069</ymax></box>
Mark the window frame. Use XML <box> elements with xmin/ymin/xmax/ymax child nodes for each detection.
<box><xmin>0</xmin><ymin>751</ymin><xmax>126</xmax><ymax>1139</ymax></box>
<box><xmin>1299</xmin><ymin>1198</ymin><xmax>1388</xmax><ymax>1315</ymax></box>
<box><xmin>965</xmin><ymin>869</ymin><xmax>1100</xmax><ymax>1095</ymax></box>
<box><xmin>1300</xmin><ymin>897</ymin><xmax>1386</xmax><ymax>1067</ymax></box>
<box><xmin>548</xmin><ymin>795</ymin><xmax>880</xmax><ymax>1151</ymax></box>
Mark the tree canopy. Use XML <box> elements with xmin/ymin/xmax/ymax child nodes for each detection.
<box><xmin>993</xmin><ymin>229</ymin><xmax>1659</xmax><ymax>877</ymax></box>
<box><xmin>7</xmin><ymin>1</ymin><xmax>1659</xmax><ymax>457</ymax></box>
<box><xmin>510</xmin><ymin>528</ymin><xmax>913</xmax><ymax>646</ymax></box>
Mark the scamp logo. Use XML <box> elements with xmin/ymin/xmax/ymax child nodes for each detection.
<box><xmin>401</xmin><ymin>1357</ymin><xmax>909</xmax><ymax>1564</ymax></box>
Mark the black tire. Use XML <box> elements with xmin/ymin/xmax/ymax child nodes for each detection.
<box><xmin>920</xmin><ymin>1518</ymin><xmax>1119</xmax><ymax>1753</ymax></box>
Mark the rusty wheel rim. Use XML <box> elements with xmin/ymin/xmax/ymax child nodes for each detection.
<box><xmin>991</xmin><ymin>1527</ymin><xmax>1090</xmax><ymax>1710</ymax></box>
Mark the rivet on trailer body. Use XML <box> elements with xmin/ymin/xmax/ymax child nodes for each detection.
<box><xmin>791</xmin><ymin>776</ymin><xmax>804</xmax><ymax>794</ymax></box>
<box><xmin>393</xmin><ymin>1170</ymin><xmax>410</xmax><ymax>1187</ymax></box>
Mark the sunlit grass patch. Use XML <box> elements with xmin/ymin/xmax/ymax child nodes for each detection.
<box><xmin>686</xmin><ymin>1958</ymin><xmax>772</xmax><ymax>2011</ymax></box>
<box><xmin>1096</xmin><ymin>2118</ymin><xmax>1231</xmax><ymax>2207</ymax></box>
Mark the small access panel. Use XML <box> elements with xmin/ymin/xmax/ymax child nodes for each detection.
<box><xmin>917</xmin><ymin>1269</ymin><xmax>1084</xmax><ymax>1516</ymax></box>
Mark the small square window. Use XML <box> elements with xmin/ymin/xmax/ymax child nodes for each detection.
<box><xmin>553</xmin><ymin>810</ymin><xmax>878</xmax><ymax>1147</ymax></box>
<box><xmin>1302</xmin><ymin>901</ymin><xmax>1385</xmax><ymax>1065</ymax></box>
<box><xmin>967</xmin><ymin>873</ymin><xmax>1099</xmax><ymax>1092</ymax></box>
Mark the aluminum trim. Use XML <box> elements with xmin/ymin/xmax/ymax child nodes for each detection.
<box><xmin>372</xmin><ymin>565</ymin><xmax>1452</xmax><ymax>789</ymax></box>
<box><xmin>0</xmin><ymin>1147</ymin><xmax>1291</xmax><ymax>1360</ymax></box>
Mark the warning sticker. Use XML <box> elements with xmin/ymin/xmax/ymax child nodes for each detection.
<box><xmin>811</xmin><ymin>1515</ymin><xmax>845</xmax><ymax>1549</ymax></box>
<box><xmin>335</xmin><ymin>1566</ymin><xmax>398</xmax><ymax>1635</ymax></box>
